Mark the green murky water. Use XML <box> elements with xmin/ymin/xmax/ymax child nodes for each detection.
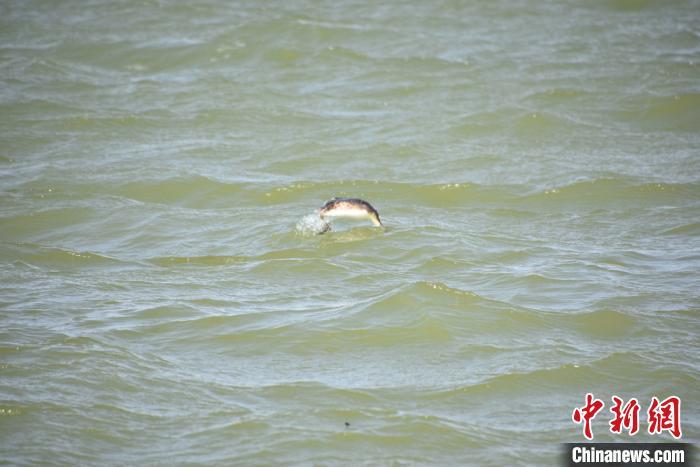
<box><xmin>1</xmin><ymin>0</ymin><xmax>699</xmax><ymax>464</ymax></box>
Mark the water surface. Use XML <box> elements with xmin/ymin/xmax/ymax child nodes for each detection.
<box><xmin>1</xmin><ymin>0</ymin><xmax>699</xmax><ymax>464</ymax></box>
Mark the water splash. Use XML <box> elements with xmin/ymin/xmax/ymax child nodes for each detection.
<box><xmin>296</xmin><ymin>213</ymin><xmax>331</xmax><ymax>236</ymax></box>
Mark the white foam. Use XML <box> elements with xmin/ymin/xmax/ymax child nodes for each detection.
<box><xmin>296</xmin><ymin>213</ymin><xmax>331</xmax><ymax>236</ymax></box>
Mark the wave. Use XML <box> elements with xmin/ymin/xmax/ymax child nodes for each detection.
<box><xmin>114</xmin><ymin>280</ymin><xmax>535</xmax><ymax>352</ymax></box>
<box><xmin>661</xmin><ymin>222</ymin><xmax>700</xmax><ymax>236</ymax></box>
<box><xmin>148</xmin><ymin>254</ymin><xmax>251</xmax><ymax>267</ymax></box>
<box><xmin>148</xmin><ymin>247</ymin><xmax>325</xmax><ymax>267</ymax></box>
<box><xmin>616</xmin><ymin>92</ymin><xmax>700</xmax><ymax>132</ymax></box>
<box><xmin>521</xmin><ymin>178</ymin><xmax>700</xmax><ymax>208</ymax></box>
<box><xmin>1</xmin><ymin>242</ymin><xmax>135</xmax><ymax>270</ymax></box>
<box><xmin>259</xmin><ymin>179</ymin><xmax>514</xmax><ymax>206</ymax></box>
<box><xmin>333</xmin><ymin>280</ymin><xmax>551</xmax><ymax>338</ymax></box>
<box><xmin>7</xmin><ymin>173</ymin><xmax>262</xmax><ymax>209</ymax></box>
<box><xmin>20</xmin><ymin>172</ymin><xmax>693</xmax><ymax>213</ymax></box>
<box><xmin>260</xmin><ymin>177</ymin><xmax>700</xmax><ymax>211</ymax></box>
<box><xmin>348</xmin><ymin>280</ymin><xmax>513</xmax><ymax>315</ymax></box>
<box><xmin>433</xmin><ymin>362</ymin><xmax>599</xmax><ymax>399</ymax></box>
<box><xmin>111</xmin><ymin>175</ymin><xmax>256</xmax><ymax>207</ymax></box>
<box><xmin>129</xmin><ymin>304</ymin><xmax>201</xmax><ymax>321</ymax></box>
<box><xmin>426</xmin><ymin>351</ymin><xmax>698</xmax><ymax>400</ymax></box>
<box><xmin>427</xmin><ymin>349</ymin><xmax>696</xmax><ymax>401</ymax></box>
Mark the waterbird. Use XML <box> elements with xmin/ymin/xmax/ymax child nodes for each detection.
<box><xmin>318</xmin><ymin>197</ymin><xmax>383</xmax><ymax>228</ymax></box>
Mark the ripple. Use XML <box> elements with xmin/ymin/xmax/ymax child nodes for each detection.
<box><xmin>148</xmin><ymin>254</ymin><xmax>250</xmax><ymax>267</ymax></box>
<box><xmin>523</xmin><ymin>178</ymin><xmax>700</xmax><ymax>207</ymax></box>
<box><xmin>0</xmin><ymin>242</ymin><xmax>135</xmax><ymax>270</ymax></box>
<box><xmin>661</xmin><ymin>222</ymin><xmax>700</xmax><ymax>236</ymax></box>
